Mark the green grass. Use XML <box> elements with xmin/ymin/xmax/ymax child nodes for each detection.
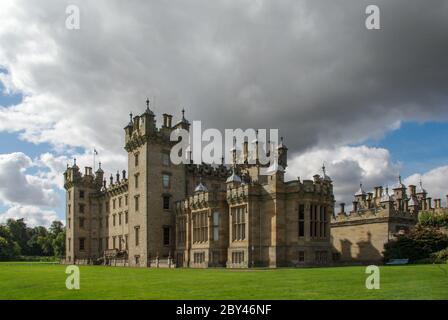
<box><xmin>0</xmin><ymin>263</ymin><xmax>447</xmax><ymax>300</ymax></box>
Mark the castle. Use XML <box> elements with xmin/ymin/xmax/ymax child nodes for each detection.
<box><xmin>64</xmin><ymin>99</ymin><xmax>447</xmax><ymax>267</ymax></box>
<box><xmin>331</xmin><ymin>179</ymin><xmax>448</xmax><ymax>263</ymax></box>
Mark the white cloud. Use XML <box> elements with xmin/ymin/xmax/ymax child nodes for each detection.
<box><xmin>0</xmin><ymin>0</ymin><xmax>448</xmax><ymax>158</ymax></box>
<box><xmin>404</xmin><ymin>166</ymin><xmax>448</xmax><ymax>207</ymax></box>
<box><xmin>0</xmin><ymin>152</ymin><xmax>60</xmax><ymax>207</ymax></box>
<box><xmin>0</xmin><ymin>205</ymin><xmax>59</xmax><ymax>228</ymax></box>
<box><xmin>286</xmin><ymin>145</ymin><xmax>400</xmax><ymax>205</ymax></box>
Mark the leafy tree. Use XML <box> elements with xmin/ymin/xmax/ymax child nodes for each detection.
<box><xmin>0</xmin><ymin>226</ymin><xmax>21</xmax><ymax>260</ymax></box>
<box><xmin>27</xmin><ymin>226</ymin><xmax>48</xmax><ymax>256</ymax></box>
<box><xmin>53</xmin><ymin>230</ymin><xmax>66</xmax><ymax>258</ymax></box>
<box><xmin>0</xmin><ymin>218</ymin><xmax>66</xmax><ymax>261</ymax></box>
<box><xmin>419</xmin><ymin>211</ymin><xmax>448</xmax><ymax>228</ymax></box>
<box><xmin>384</xmin><ymin>225</ymin><xmax>448</xmax><ymax>262</ymax></box>
<box><xmin>49</xmin><ymin>221</ymin><xmax>64</xmax><ymax>236</ymax></box>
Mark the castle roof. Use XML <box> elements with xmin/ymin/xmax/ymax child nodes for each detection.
<box><xmin>381</xmin><ymin>186</ymin><xmax>393</xmax><ymax>202</ymax></box>
<box><xmin>226</xmin><ymin>168</ymin><xmax>242</xmax><ymax>183</ymax></box>
<box><xmin>144</xmin><ymin>98</ymin><xmax>154</xmax><ymax>116</ymax></box>
<box><xmin>417</xmin><ymin>180</ymin><xmax>427</xmax><ymax>194</ymax></box>
<box><xmin>392</xmin><ymin>175</ymin><xmax>406</xmax><ymax>190</ymax></box>
<box><xmin>96</xmin><ymin>162</ymin><xmax>104</xmax><ymax>173</ymax></box>
<box><xmin>355</xmin><ymin>183</ymin><xmax>366</xmax><ymax>196</ymax></box>
<box><xmin>194</xmin><ymin>180</ymin><xmax>208</xmax><ymax>193</ymax></box>
<box><xmin>321</xmin><ymin>164</ymin><xmax>332</xmax><ymax>182</ymax></box>
<box><xmin>266</xmin><ymin>159</ymin><xmax>284</xmax><ymax>175</ymax></box>
<box><xmin>408</xmin><ymin>196</ymin><xmax>417</xmax><ymax>206</ymax></box>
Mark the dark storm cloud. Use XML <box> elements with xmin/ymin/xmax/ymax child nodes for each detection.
<box><xmin>1</xmin><ymin>0</ymin><xmax>447</xmax><ymax>157</ymax></box>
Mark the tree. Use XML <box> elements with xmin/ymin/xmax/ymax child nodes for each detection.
<box><xmin>53</xmin><ymin>230</ymin><xmax>66</xmax><ymax>258</ymax></box>
<box><xmin>0</xmin><ymin>218</ymin><xmax>66</xmax><ymax>260</ymax></box>
<box><xmin>384</xmin><ymin>225</ymin><xmax>448</xmax><ymax>262</ymax></box>
<box><xmin>0</xmin><ymin>226</ymin><xmax>21</xmax><ymax>260</ymax></box>
<box><xmin>6</xmin><ymin>218</ymin><xmax>29</xmax><ymax>255</ymax></box>
<box><xmin>49</xmin><ymin>221</ymin><xmax>64</xmax><ymax>236</ymax></box>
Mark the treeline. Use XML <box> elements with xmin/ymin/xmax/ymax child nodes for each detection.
<box><xmin>419</xmin><ymin>211</ymin><xmax>448</xmax><ymax>228</ymax></box>
<box><xmin>0</xmin><ymin>218</ymin><xmax>65</xmax><ymax>261</ymax></box>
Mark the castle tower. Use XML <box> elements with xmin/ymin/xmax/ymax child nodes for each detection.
<box><xmin>63</xmin><ymin>159</ymin><xmax>98</xmax><ymax>264</ymax></box>
<box><xmin>124</xmin><ymin>99</ymin><xmax>188</xmax><ymax>266</ymax></box>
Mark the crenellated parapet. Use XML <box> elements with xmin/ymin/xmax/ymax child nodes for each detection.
<box><xmin>226</xmin><ymin>184</ymin><xmax>256</xmax><ymax>205</ymax></box>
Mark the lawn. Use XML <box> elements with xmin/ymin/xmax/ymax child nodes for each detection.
<box><xmin>0</xmin><ymin>263</ymin><xmax>447</xmax><ymax>300</ymax></box>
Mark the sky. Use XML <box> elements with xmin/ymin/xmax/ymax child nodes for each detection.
<box><xmin>0</xmin><ymin>0</ymin><xmax>447</xmax><ymax>227</ymax></box>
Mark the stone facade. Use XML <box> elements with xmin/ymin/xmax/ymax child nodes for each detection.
<box><xmin>64</xmin><ymin>100</ymin><xmax>335</xmax><ymax>267</ymax></box>
<box><xmin>331</xmin><ymin>179</ymin><xmax>447</xmax><ymax>263</ymax></box>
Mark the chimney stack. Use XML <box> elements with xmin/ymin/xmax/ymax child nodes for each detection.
<box><xmin>408</xmin><ymin>185</ymin><xmax>416</xmax><ymax>196</ymax></box>
<box><xmin>116</xmin><ymin>171</ymin><xmax>120</xmax><ymax>183</ymax></box>
<box><xmin>162</xmin><ymin>114</ymin><xmax>168</xmax><ymax>127</ymax></box>
<box><xmin>167</xmin><ymin>115</ymin><xmax>173</xmax><ymax>128</ymax></box>
<box><xmin>353</xmin><ymin>201</ymin><xmax>358</xmax><ymax>213</ymax></box>
<box><xmin>435</xmin><ymin>199</ymin><xmax>441</xmax><ymax>209</ymax></box>
<box><xmin>340</xmin><ymin>203</ymin><xmax>345</xmax><ymax>214</ymax></box>
<box><xmin>427</xmin><ymin>197</ymin><xmax>432</xmax><ymax>210</ymax></box>
<box><xmin>122</xmin><ymin>170</ymin><xmax>127</xmax><ymax>180</ymax></box>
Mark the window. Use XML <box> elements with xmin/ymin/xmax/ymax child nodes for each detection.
<box><xmin>99</xmin><ymin>237</ymin><xmax>102</xmax><ymax>252</ymax></box>
<box><xmin>134</xmin><ymin>173</ymin><xmax>139</xmax><ymax>188</ymax></box>
<box><xmin>213</xmin><ymin>212</ymin><xmax>219</xmax><ymax>241</ymax></box>
<box><xmin>178</xmin><ymin>217</ymin><xmax>186</xmax><ymax>245</ymax></box>
<box><xmin>134</xmin><ymin>195</ymin><xmax>139</xmax><ymax>211</ymax></box>
<box><xmin>163</xmin><ymin>195</ymin><xmax>170</xmax><ymax>210</ymax></box>
<box><xmin>118</xmin><ymin>213</ymin><xmax>122</xmax><ymax>225</ymax></box>
<box><xmin>118</xmin><ymin>197</ymin><xmax>122</xmax><ymax>208</ymax></box>
<box><xmin>162</xmin><ymin>152</ymin><xmax>170</xmax><ymax>166</ymax></box>
<box><xmin>79</xmin><ymin>217</ymin><xmax>85</xmax><ymax>228</ymax></box>
<box><xmin>68</xmin><ymin>204</ymin><xmax>71</xmax><ymax>215</ymax></box>
<box><xmin>79</xmin><ymin>204</ymin><xmax>85</xmax><ymax>214</ymax></box>
<box><xmin>68</xmin><ymin>238</ymin><xmax>71</xmax><ymax>251</ymax></box>
<box><xmin>232</xmin><ymin>251</ymin><xmax>244</xmax><ymax>264</ymax></box>
<box><xmin>193</xmin><ymin>252</ymin><xmax>205</xmax><ymax>264</ymax></box>
<box><xmin>118</xmin><ymin>236</ymin><xmax>123</xmax><ymax>250</ymax></box>
<box><xmin>112</xmin><ymin>236</ymin><xmax>116</xmax><ymax>249</ymax></box>
<box><xmin>232</xmin><ymin>206</ymin><xmax>246</xmax><ymax>241</ymax></box>
<box><xmin>298</xmin><ymin>251</ymin><xmax>305</xmax><ymax>263</ymax></box>
<box><xmin>134</xmin><ymin>153</ymin><xmax>139</xmax><ymax>167</ymax></box>
<box><xmin>68</xmin><ymin>191</ymin><xmax>71</xmax><ymax>200</ymax></box>
<box><xmin>79</xmin><ymin>190</ymin><xmax>85</xmax><ymax>199</ymax></box>
<box><xmin>125</xmin><ymin>211</ymin><xmax>128</xmax><ymax>224</ymax></box>
<box><xmin>163</xmin><ymin>227</ymin><xmax>170</xmax><ymax>245</ymax></box>
<box><xmin>68</xmin><ymin>218</ymin><xmax>71</xmax><ymax>229</ymax></box>
<box><xmin>99</xmin><ymin>218</ymin><xmax>102</xmax><ymax>228</ymax></box>
<box><xmin>113</xmin><ymin>199</ymin><xmax>116</xmax><ymax>210</ymax></box>
<box><xmin>135</xmin><ymin>255</ymin><xmax>140</xmax><ymax>265</ymax></box>
<box><xmin>99</xmin><ymin>203</ymin><xmax>103</xmax><ymax>214</ymax></box>
<box><xmin>106</xmin><ymin>237</ymin><xmax>109</xmax><ymax>249</ymax></box>
<box><xmin>315</xmin><ymin>251</ymin><xmax>328</xmax><ymax>265</ymax></box>
<box><xmin>113</xmin><ymin>214</ymin><xmax>116</xmax><ymax>226</ymax></box>
<box><xmin>135</xmin><ymin>226</ymin><xmax>140</xmax><ymax>246</ymax></box>
<box><xmin>310</xmin><ymin>205</ymin><xmax>318</xmax><ymax>238</ymax></box>
<box><xmin>162</xmin><ymin>173</ymin><xmax>170</xmax><ymax>188</ymax></box>
<box><xmin>193</xmin><ymin>211</ymin><xmax>208</xmax><ymax>243</ymax></box>
<box><xmin>106</xmin><ymin>216</ymin><xmax>109</xmax><ymax>227</ymax></box>
<box><xmin>79</xmin><ymin>238</ymin><xmax>85</xmax><ymax>251</ymax></box>
<box><xmin>125</xmin><ymin>235</ymin><xmax>128</xmax><ymax>250</ymax></box>
<box><xmin>321</xmin><ymin>206</ymin><xmax>327</xmax><ymax>238</ymax></box>
<box><xmin>106</xmin><ymin>200</ymin><xmax>110</xmax><ymax>213</ymax></box>
<box><xmin>298</xmin><ymin>204</ymin><xmax>305</xmax><ymax>237</ymax></box>
<box><xmin>125</xmin><ymin>195</ymin><xmax>128</xmax><ymax>206</ymax></box>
